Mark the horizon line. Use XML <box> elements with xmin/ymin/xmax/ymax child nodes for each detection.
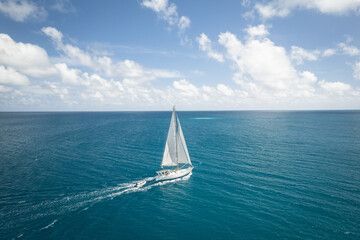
<box><xmin>1</xmin><ymin>109</ymin><xmax>360</xmax><ymax>113</ymax></box>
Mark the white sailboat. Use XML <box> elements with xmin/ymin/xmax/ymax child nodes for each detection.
<box><xmin>156</xmin><ymin>106</ymin><xmax>194</xmax><ymax>181</ymax></box>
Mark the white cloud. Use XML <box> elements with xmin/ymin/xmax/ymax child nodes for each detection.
<box><xmin>42</xmin><ymin>26</ymin><xmax>63</xmax><ymax>43</ymax></box>
<box><xmin>353</xmin><ymin>62</ymin><xmax>360</xmax><ymax>80</ymax></box>
<box><xmin>141</xmin><ymin>0</ymin><xmax>190</xmax><ymax>32</ymax></box>
<box><xmin>255</xmin><ymin>0</ymin><xmax>360</xmax><ymax>19</ymax></box>
<box><xmin>291</xmin><ymin>46</ymin><xmax>320</xmax><ymax>65</ymax></box>
<box><xmin>51</xmin><ymin>0</ymin><xmax>76</xmax><ymax>14</ymax></box>
<box><xmin>142</xmin><ymin>0</ymin><xmax>177</xmax><ymax>24</ymax></box>
<box><xmin>197</xmin><ymin>33</ymin><xmax>224</xmax><ymax>62</ymax></box>
<box><xmin>178</xmin><ymin>16</ymin><xmax>190</xmax><ymax>30</ymax></box>
<box><xmin>245</xmin><ymin>24</ymin><xmax>269</xmax><ymax>38</ymax></box>
<box><xmin>218</xmin><ymin>30</ymin><xmax>301</xmax><ymax>91</ymax></box>
<box><xmin>1</xmin><ymin>27</ymin><xmax>359</xmax><ymax>110</ymax></box>
<box><xmin>166</xmin><ymin>80</ymin><xmax>249</xmax><ymax>107</ymax></box>
<box><xmin>62</xmin><ymin>44</ymin><xmax>93</xmax><ymax>67</ymax></box>
<box><xmin>42</xmin><ymin>27</ymin><xmax>181</xmax><ymax>84</ymax></box>
<box><xmin>0</xmin><ymin>65</ymin><xmax>29</xmax><ymax>85</ymax></box>
<box><xmin>319</xmin><ymin>80</ymin><xmax>351</xmax><ymax>95</ymax></box>
<box><xmin>322</xmin><ymin>48</ymin><xmax>336</xmax><ymax>57</ymax></box>
<box><xmin>0</xmin><ymin>33</ymin><xmax>56</xmax><ymax>77</ymax></box>
<box><xmin>43</xmin><ymin>27</ymin><xmax>93</xmax><ymax>67</ymax></box>
<box><xmin>338</xmin><ymin>42</ymin><xmax>360</xmax><ymax>56</ymax></box>
<box><xmin>55</xmin><ymin>63</ymin><xmax>83</xmax><ymax>85</ymax></box>
<box><xmin>0</xmin><ymin>85</ymin><xmax>12</xmax><ymax>92</ymax></box>
<box><xmin>99</xmin><ymin>57</ymin><xmax>181</xmax><ymax>85</ymax></box>
<box><xmin>142</xmin><ymin>0</ymin><xmax>168</xmax><ymax>13</ymax></box>
<box><xmin>217</xmin><ymin>84</ymin><xmax>234</xmax><ymax>96</ymax></box>
<box><xmin>207</xmin><ymin>25</ymin><xmax>334</xmax><ymax>101</ymax></box>
<box><xmin>300</xmin><ymin>71</ymin><xmax>317</xmax><ymax>84</ymax></box>
<box><xmin>0</xmin><ymin>29</ymin><xmax>190</xmax><ymax>109</ymax></box>
<box><xmin>160</xmin><ymin>1</ymin><xmax>178</xmax><ymax>25</ymax></box>
<box><xmin>255</xmin><ymin>3</ymin><xmax>289</xmax><ymax>19</ymax></box>
<box><xmin>0</xmin><ymin>0</ymin><xmax>46</xmax><ymax>22</ymax></box>
<box><xmin>173</xmin><ymin>79</ymin><xmax>199</xmax><ymax>97</ymax></box>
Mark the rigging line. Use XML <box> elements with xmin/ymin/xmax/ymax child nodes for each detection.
<box><xmin>174</xmin><ymin>107</ymin><xmax>179</xmax><ymax>169</ymax></box>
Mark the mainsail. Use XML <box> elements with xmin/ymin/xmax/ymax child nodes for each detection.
<box><xmin>161</xmin><ymin>107</ymin><xmax>192</xmax><ymax>168</ymax></box>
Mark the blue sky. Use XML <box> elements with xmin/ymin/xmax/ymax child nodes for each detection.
<box><xmin>0</xmin><ymin>0</ymin><xmax>360</xmax><ymax>110</ymax></box>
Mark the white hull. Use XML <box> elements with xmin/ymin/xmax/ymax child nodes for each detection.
<box><xmin>156</xmin><ymin>166</ymin><xmax>193</xmax><ymax>181</ymax></box>
<box><xmin>136</xmin><ymin>180</ymin><xmax>146</xmax><ymax>187</ymax></box>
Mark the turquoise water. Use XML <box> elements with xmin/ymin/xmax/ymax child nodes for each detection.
<box><xmin>0</xmin><ymin>111</ymin><xmax>360</xmax><ymax>239</ymax></box>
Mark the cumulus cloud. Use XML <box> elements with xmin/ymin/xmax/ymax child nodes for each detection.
<box><xmin>0</xmin><ymin>29</ymin><xmax>191</xmax><ymax>109</ymax></box>
<box><xmin>173</xmin><ymin>79</ymin><xmax>199</xmax><ymax>97</ymax></box>
<box><xmin>254</xmin><ymin>0</ymin><xmax>360</xmax><ymax>19</ymax></box>
<box><xmin>291</xmin><ymin>46</ymin><xmax>320</xmax><ymax>65</ymax></box>
<box><xmin>166</xmin><ymin>80</ymin><xmax>248</xmax><ymax>107</ymax></box>
<box><xmin>0</xmin><ymin>33</ymin><xmax>56</xmax><ymax>77</ymax></box>
<box><xmin>42</xmin><ymin>26</ymin><xmax>181</xmax><ymax>84</ymax></box>
<box><xmin>43</xmin><ymin>26</ymin><xmax>93</xmax><ymax>67</ymax></box>
<box><xmin>42</xmin><ymin>26</ymin><xmax>63</xmax><ymax>43</ymax></box>
<box><xmin>218</xmin><ymin>30</ymin><xmax>301</xmax><ymax>91</ymax></box>
<box><xmin>141</xmin><ymin>0</ymin><xmax>190</xmax><ymax>31</ymax></box>
<box><xmin>0</xmin><ymin>0</ymin><xmax>47</xmax><ymax>22</ymax></box>
<box><xmin>197</xmin><ymin>25</ymin><xmax>335</xmax><ymax>101</ymax></box>
<box><xmin>338</xmin><ymin>42</ymin><xmax>360</xmax><ymax>56</ymax></box>
<box><xmin>1</xmin><ymin>26</ymin><xmax>359</xmax><ymax>110</ymax></box>
<box><xmin>319</xmin><ymin>80</ymin><xmax>351</xmax><ymax>95</ymax></box>
<box><xmin>142</xmin><ymin>0</ymin><xmax>168</xmax><ymax>14</ymax></box>
<box><xmin>210</xmin><ymin>26</ymin><xmax>360</xmax><ymax>103</ymax></box>
<box><xmin>245</xmin><ymin>24</ymin><xmax>269</xmax><ymax>38</ymax></box>
<box><xmin>142</xmin><ymin>0</ymin><xmax>177</xmax><ymax>25</ymax></box>
<box><xmin>353</xmin><ymin>62</ymin><xmax>360</xmax><ymax>80</ymax></box>
<box><xmin>254</xmin><ymin>3</ymin><xmax>290</xmax><ymax>19</ymax></box>
<box><xmin>322</xmin><ymin>48</ymin><xmax>336</xmax><ymax>57</ymax></box>
<box><xmin>0</xmin><ymin>65</ymin><xmax>29</xmax><ymax>85</ymax></box>
<box><xmin>217</xmin><ymin>84</ymin><xmax>234</xmax><ymax>96</ymax></box>
<box><xmin>197</xmin><ymin>33</ymin><xmax>224</xmax><ymax>62</ymax></box>
<box><xmin>55</xmin><ymin>63</ymin><xmax>83</xmax><ymax>85</ymax></box>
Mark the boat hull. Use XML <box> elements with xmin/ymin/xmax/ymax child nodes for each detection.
<box><xmin>156</xmin><ymin>166</ymin><xmax>193</xmax><ymax>181</ymax></box>
<box><xmin>136</xmin><ymin>180</ymin><xmax>146</xmax><ymax>187</ymax></box>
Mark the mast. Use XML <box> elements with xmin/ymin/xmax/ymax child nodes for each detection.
<box><xmin>173</xmin><ymin>106</ymin><xmax>179</xmax><ymax>169</ymax></box>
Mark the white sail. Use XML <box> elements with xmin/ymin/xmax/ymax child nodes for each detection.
<box><xmin>161</xmin><ymin>107</ymin><xmax>192</xmax><ymax>167</ymax></box>
<box><xmin>161</xmin><ymin>109</ymin><xmax>177</xmax><ymax>167</ymax></box>
<box><xmin>176</xmin><ymin>117</ymin><xmax>192</xmax><ymax>165</ymax></box>
<box><xmin>161</xmin><ymin>142</ymin><xmax>177</xmax><ymax>167</ymax></box>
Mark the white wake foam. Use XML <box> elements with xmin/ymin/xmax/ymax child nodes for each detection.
<box><xmin>40</xmin><ymin>219</ymin><xmax>57</xmax><ymax>230</ymax></box>
<box><xmin>7</xmin><ymin>174</ymin><xmax>191</xmax><ymax>238</ymax></box>
<box><xmin>18</xmin><ymin>174</ymin><xmax>191</xmax><ymax>227</ymax></box>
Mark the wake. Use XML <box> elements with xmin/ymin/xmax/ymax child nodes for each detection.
<box><xmin>40</xmin><ymin>173</ymin><xmax>191</xmax><ymax>216</ymax></box>
<box><xmin>107</xmin><ymin>173</ymin><xmax>192</xmax><ymax>199</ymax></box>
<box><xmin>5</xmin><ymin>173</ymin><xmax>192</xmax><ymax>237</ymax></box>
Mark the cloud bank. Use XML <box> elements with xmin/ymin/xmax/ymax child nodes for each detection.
<box><xmin>197</xmin><ymin>24</ymin><xmax>359</xmax><ymax>108</ymax></box>
<box><xmin>0</xmin><ymin>24</ymin><xmax>359</xmax><ymax>110</ymax></box>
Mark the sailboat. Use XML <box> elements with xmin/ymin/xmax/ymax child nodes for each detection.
<box><xmin>156</xmin><ymin>106</ymin><xmax>194</xmax><ymax>181</ymax></box>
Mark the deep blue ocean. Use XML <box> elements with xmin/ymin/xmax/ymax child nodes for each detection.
<box><xmin>1</xmin><ymin>111</ymin><xmax>360</xmax><ymax>240</ymax></box>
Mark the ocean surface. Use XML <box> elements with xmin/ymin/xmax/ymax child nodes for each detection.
<box><xmin>0</xmin><ymin>111</ymin><xmax>360</xmax><ymax>240</ymax></box>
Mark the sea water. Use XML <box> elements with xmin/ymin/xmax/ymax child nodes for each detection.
<box><xmin>0</xmin><ymin>111</ymin><xmax>359</xmax><ymax>240</ymax></box>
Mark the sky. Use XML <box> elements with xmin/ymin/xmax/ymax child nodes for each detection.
<box><xmin>0</xmin><ymin>0</ymin><xmax>360</xmax><ymax>111</ymax></box>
